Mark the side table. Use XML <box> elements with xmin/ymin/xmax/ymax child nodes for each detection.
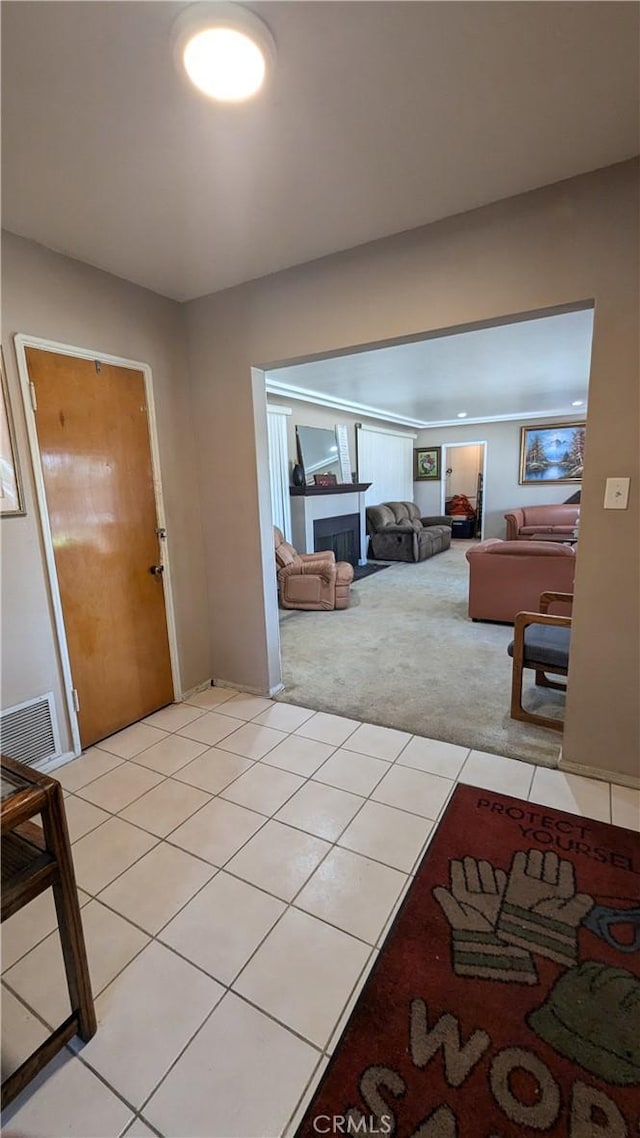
<box><xmin>1</xmin><ymin>754</ymin><xmax>96</xmax><ymax>1109</ymax></box>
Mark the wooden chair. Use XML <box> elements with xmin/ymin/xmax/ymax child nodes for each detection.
<box><xmin>508</xmin><ymin>591</ymin><xmax>573</xmax><ymax>731</ymax></box>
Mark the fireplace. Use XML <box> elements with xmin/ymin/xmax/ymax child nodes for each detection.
<box><xmin>313</xmin><ymin>513</ymin><xmax>360</xmax><ymax>567</ymax></box>
<box><xmin>289</xmin><ymin>483</ymin><xmax>370</xmax><ymax>567</ymax></box>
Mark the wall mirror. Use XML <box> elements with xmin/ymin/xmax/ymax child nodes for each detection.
<box><xmin>296</xmin><ymin>425</ymin><xmax>342</xmax><ymax>485</ymax></box>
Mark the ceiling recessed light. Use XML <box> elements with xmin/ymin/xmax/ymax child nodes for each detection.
<box><xmin>173</xmin><ymin>2</ymin><xmax>275</xmax><ymax>102</ymax></box>
<box><xmin>571</xmin><ymin>400</ymin><xmax>584</xmax><ymax>407</ymax></box>
<box><xmin>457</xmin><ymin>412</ymin><xmax>468</xmax><ymax>418</ymax></box>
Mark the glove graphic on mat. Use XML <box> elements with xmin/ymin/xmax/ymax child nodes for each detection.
<box><xmin>497</xmin><ymin>850</ymin><xmax>593</xmax><ymax>968</ymax></box>
<box><xmin>433</xmin><ymin>856</ymin><xmax>538</xmax><ymax>985</ymax></box>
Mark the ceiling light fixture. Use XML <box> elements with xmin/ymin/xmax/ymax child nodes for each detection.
<box><xmin>173</xmin><ymin>2</ymin><xmax>276</xmax><ymax>102</ymax></box>
<box><xmin>571</xmin><ymin>400</ymin><xmax>584</xmax><ymax>407</ymax></box>
<box><xmin>457</xmin><ymin>412</ymin><xmax>468</xmax><ymax>418</ymax></box>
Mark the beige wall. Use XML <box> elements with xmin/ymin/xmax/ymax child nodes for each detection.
<box><xmin>186</xmin><ymin>160</ymin><xmax>639</xmax><ymax>782</ymax></box>
<box><xmin>1</xmin><ymin>232</ymin><xmax>211</xmax><ymax>753</ymax></box>
<box><xmin>414</xmin><ymin>417</ymin><xmax>583</xmax><ymax>537</ymax></box>
<box><xmin>269</xmin><ymin>398</ymin><xmax>583</xmax><ymax>541</ymax></box>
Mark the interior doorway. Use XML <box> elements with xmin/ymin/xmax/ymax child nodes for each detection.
<box><xmin>258</xmin><ymin>303</ymin><xmax>593</xmax><ymax>765</ymax></box>
<box><xmin>441</xmin><ymin>441</ymin><xmax>487</xmax><ymax>539</ymax></box>
<box><xmin>18</xmin><ymin>340</ymin><xmax>178</xmax><ymax>750</ymax></box>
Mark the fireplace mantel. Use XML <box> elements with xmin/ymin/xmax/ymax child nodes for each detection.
<box><xmin>289</xmin><ymin>483</ymin><xmax>371</xmax><ymax>496</ymax></box>
<box><xmin>289</xmin><ymin>484</ymin><xmax>371</xmax><ymax>566</ymax></box>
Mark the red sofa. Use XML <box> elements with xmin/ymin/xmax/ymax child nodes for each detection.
<box><xmin>504</xmin><ymin>504</ymin><xmax>580</xmax><ymax>542</ymax></box>
<box><xmin>466</xmin><ymin>539</ymin><xmax>576</xmax><ymax>623</ymax></box>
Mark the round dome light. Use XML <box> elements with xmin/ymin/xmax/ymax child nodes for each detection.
<box><xmin>173</xmin><ymin>3</ymin><xmax>275</xmax><ymax>102</ymax></box>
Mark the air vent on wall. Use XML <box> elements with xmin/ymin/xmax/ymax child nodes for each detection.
<box><xmin>0</xmin><ymin>692</ymin><xmax>61</xmax><ymax>768</ymax></box>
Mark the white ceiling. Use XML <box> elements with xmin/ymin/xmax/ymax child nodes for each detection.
<box><xmin>2</xmin><ymin>2</ymin><xmax>638</xmax><ymax>301</ymax></box>
<box><xmin>266</xmin><ymin>308</ymin><xmax>594</xmax><ymax>426</ymax></box>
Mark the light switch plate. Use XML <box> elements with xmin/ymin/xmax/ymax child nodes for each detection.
<box><xmin>604</xmin><ymin>477</ymin><xmax>630</xmax><ymax>509</ymax></box>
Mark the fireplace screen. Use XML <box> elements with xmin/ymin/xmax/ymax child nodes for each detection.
<box><xmin>313</xmin><ymin>513</ymin><xmax>360</xmax><ymax>566</ymax></box>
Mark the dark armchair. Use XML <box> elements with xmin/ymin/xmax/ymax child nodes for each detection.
<box><xmin>366</xmin><ymin>501</ymin><xmax>452</xmax><ymax>562</ymax></box>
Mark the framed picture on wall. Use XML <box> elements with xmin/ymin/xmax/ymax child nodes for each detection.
<box><xmin>1</xmin><ymin>347</ymin><xmax>26</xmax><ymax>517</ymax></box>
<box><xmin>519</xmin><ymin>423</ymin><xmax>585</xmax><ymax>485</ymax></box>
<box><xmin>414</xmin><ymin>446</ymin><xmax>441</xmax><ymax>481</ymax></box>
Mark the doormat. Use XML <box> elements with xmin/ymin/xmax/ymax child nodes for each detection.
<box><xmin>352</xmin><ymin>564</ymin><xmax>390</xmax><ymax>582</ymax></box>
<box><xmin>296</xmin><ymin>783</ymin><xmax>640</xmax><ymax>1137</ymax></box>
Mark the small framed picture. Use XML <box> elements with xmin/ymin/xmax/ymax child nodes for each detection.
<box><xmin>414</xmin><ymin>446</ymin><xmax>441</xmax><ymax>481</ymax></box>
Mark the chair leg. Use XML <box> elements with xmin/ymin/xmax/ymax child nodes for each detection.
<box><xmin>512</xmin><ymin>663</ymin><xmax>565</xmax><ymax>731</ymax></box>
<box><xmin>519</xmin><ymin>708</ymin><xmax>565</xmax><ymax>732</ymax></box>
<box><xmin>512</xmin><ymin>665</ymin><xmax>565</xmax><ymax>731</ymax></box>
<box><xmin>510</xmin><ymin>656</ymin><xmax>525</xmax><ymax>721</ymax></box>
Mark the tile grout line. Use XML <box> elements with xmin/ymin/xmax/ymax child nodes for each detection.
<box><xmin>89</xmin><ymin>731</ymin><xmax>618</xmax><ymax>1127</ymax></box>
<box><xmin>281</xmin><ymin>1051</ymin><xmax>332</xmax><ymax>1138</ymax></box>
<box><xmin>68</xmin><ymin>713</ymin><xmax>455</xmax><ymax>905</ymax></box>
<box><xmin>14</xmin><ymin>709</ymin><xmax>597</xmax><ymax>991</ymax></box>
<box><xmin>11</xmin><ymin>720</ymin><xmax>408</xmax><ymax>1099</ymax></box>
<box><xmin>6</xmin><ymin>902</ymin><xmax>336</xmax><ymax>1130</ymax></box>
<box><xmin>150</xmin><ymin>729</ymin><xmax>444</xmax><ymax>1090</ymax></box>
<box><xmin>23</xmin><ymin>722</ymin><xmax>619</xmax><ymax>970</ymax></box>
<box><xmin>132</xmin><ymin>785</ymin><xmax>398</xmax><ymax>1125</ymax></box>
<box><xmin>2</xmin><ymin>975</ymin><xmax>143</xmax><ymax>1126</ymax></box>
<box><xmin>39</xmin><ymin>720</ymin><xmax>431</xmax><ymax>1119</ymax></box>
<box><xmin>7</xmin><ymin>698</ymin><xmax>622</xmax><ymax>1134</ymax></box>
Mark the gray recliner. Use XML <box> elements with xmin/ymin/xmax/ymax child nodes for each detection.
<box><xmin>366</xmin><ymin>502</ymin><xmax>453</xmax><ymax>562</ymax></box>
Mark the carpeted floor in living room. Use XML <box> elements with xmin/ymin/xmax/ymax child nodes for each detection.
<box><xmin>275</xmin><ymin>541</ymin><xmax>564</xmax><ymax>768</ymax></box>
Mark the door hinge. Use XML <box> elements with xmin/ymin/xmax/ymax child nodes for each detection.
<box><xmin>71</xmin><ymin>688</ymin><xmax>80</xmax><ymax>713</ymax></box>
<box><xmin>94</xmin><ymin>360</ymin><xmax>102</xmax><ymax>374</ymax></box>
<box><xmin>29</xmin><ymin>382</ymin><xmax>38</xmax><ymax>411</ymax></box>
<box><xmin>155</xmin><ymin>527</ymin><xmax>167</xmax><ymax>539</ymax></box>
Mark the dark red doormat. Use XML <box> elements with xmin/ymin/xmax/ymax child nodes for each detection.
<box><xmin>296</xmin><ymin>783</ymin><xmax>640</xmax><ymax>1138</ymax></box>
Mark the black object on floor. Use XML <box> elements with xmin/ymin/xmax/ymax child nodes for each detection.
<box><xmin>353</xmin><ymin>563</ymin><xmax>390</xmax><ymax>581</ymax></box>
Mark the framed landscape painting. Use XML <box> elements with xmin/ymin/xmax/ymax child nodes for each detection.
<box><xmin>519</xmin><ymin>422</ymin><xmax>585</xmax><ymax>485</ymax></box>
<box><xmin>414</xmin><ymin>446</ymin><xmax>441</xmax><ymax>481</ymax></box>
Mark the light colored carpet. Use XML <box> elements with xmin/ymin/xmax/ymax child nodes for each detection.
<box><xmin>275</xmin><ymin>541</ymin><xmax>563</xmax><ymax>768</ymax></box>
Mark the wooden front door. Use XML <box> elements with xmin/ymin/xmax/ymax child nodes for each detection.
<box><xmin>25</xmin><ymin>348</ymin><xmax>174</xmax><ymax>748</ymax></box>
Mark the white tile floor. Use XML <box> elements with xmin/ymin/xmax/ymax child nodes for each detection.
<box><xmin>2</xmin><ymin>689</ymin><xmax>638</xmax><ymax>1138</ymax></box>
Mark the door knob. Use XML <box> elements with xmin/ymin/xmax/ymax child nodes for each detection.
<box><xmin>149</xmin><ymin>565</ymin><xmax>164</xmax><ymax>577</ymax></box>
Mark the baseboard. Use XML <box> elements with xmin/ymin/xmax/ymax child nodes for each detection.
<box><xmin>212</xmin><ymin>676</ymin><xmax>281</xmax><ymax>698</ymax></box>
<box><xmin>38</xmin><ymin>749</ymin><xmax>79</xmax><ymax>774</ymax></box>
<box><xmin>558</xmin><ymin>756</ymin><xmax>640</xmax><ymax>790</ymax></box>
<box><xmin>180</xmin><ymin>678</ymin><xmax>214</xmax><ymax>701</ymax></box>
<box><xmin>181</xmin><ymin>677</ymin><xmax>275</xmax><ymax>703</ymax></box>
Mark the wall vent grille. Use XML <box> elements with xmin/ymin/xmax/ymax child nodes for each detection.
<box><xmin>0</xmin><ymin>692</ymin><xmax>61</xmax><ymax>767</ymax></box>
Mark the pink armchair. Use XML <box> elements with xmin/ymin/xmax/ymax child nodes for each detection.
<box><xmin>466</xmin><ymin>539</ymin><xmax>576</xmax><ymax>623</ymax></box>
<box><xmin>274</xmin><ymin>527</ymin><xmax>353</xmax><ymax>610</ymax></box>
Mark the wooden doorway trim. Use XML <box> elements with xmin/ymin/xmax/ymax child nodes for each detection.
<box><xmin>13</xmin><ymin>334</ymin><xmax>181</xmax><ymax>759</ymax></box>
